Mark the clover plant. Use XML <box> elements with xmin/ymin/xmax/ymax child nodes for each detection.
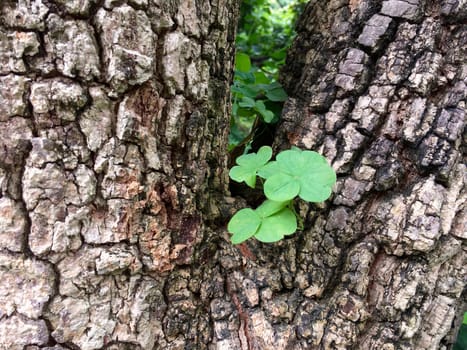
<box><xmin>228</xmin><ymin>146</ymin><xmax>336</xmax><ymax>244</ymax></box>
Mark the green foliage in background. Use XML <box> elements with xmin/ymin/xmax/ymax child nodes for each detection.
<box><xmin>229</xmin><ymin>0</ymin><xmax>307</xmax><ymax>150</ymax></box>
<box><xmin>229</xmin><ymin>52</ymin><xmax>287</xmax><ymax>149</ymax></box>
<box><xmin>228</xmin><ymin>146</ymin><xmax>336</xmax><ymax>244</ymax></box>
<box><xmin>237</xmin><ymin>0</ymin><xmax>307</xmax><ymax>76</ymax></box>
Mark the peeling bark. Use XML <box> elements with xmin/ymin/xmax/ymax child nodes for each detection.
<box><xmin>0</xmin><ymin>0</ymin><xmax>465</xmax><ymax>350</ymax></box>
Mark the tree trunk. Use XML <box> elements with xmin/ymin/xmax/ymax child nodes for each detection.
<box><xmin>0</xmin><ymin>1</ymin><xmax>465</xmax><ymax>350</ymax></box>
<box><xmin>274</xmin><ymin>0</ymin><xmax>466</xmax><ymax>349</ymax></box>
<box><xmin>0</xmin><ymin>1</ymin><xmax>239</xmax><ymax>349</ymax></box>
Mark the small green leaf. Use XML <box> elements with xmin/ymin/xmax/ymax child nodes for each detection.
<box><xmin>234</xmin><ymin>70</ymin><xmax>254</xmax><ymax>80</ymax></box>
<box><xmin>257</xmin><ymin>161</ymin><xmax>281</xmax><ymax>179</ymax></box>
<box><xmin>254</xmin><ymin>101</ymin><xmax>275</xmax><ymax>122</ymax></box>
<box><xmin>264</xmin><ymin>81</ymin><xmax>283</xmax><ymax>90</ymax></box>
<box><xmin>235</xmin><ymin>53</ymin><xmax>251</xmax><ymax>73</ymax></box>
<box><xmin>262</xmin><ymin>148</ymin><xmax>336</xmax><ymax>203</ymax></box>
<box><xmin>227</xmin><ymin>146</ymin><xmax>335</xmax><ymax>245</ymax></box>
<box><xmin>259</xmin><ymin>110</ymin><xmax>274</xmax><ymax>123</ymax></box>
<box><xmin>276</xmin><ymin>148</ymin><xmax>305</xmax><ymax>173</ymax></box>
<box><xmin>299</xmin><ymin>178</ymin><xmax>333</xmax><ymax>202</ymax></box>
<box><xmin>229</xmin><ymin>166</ymin><xmax>257</xmax><ymax>188</ymax></box>
<box><xmin>271</xmin><ymin>48</ymin><xmax>287</xmax><ymax>60</ymax></box>
<box><xmin>254</xmin><ymin>71</ymin><xmax>270</xmax><ymax>84</ymax></box>
<box><xmin>236</xmin><ymin>107</ymin><xmax>256</xmax><ymax>118</ymax></box>
<box><xmin>263</xmin><ymin>173</ymin><xmax>300</xmax><ymax>201</ymax></box>
<box><xmin>231</xmin><ymin>84</ymin><xmax>257</xmax><ymax>98</ymax></box>
<box><xmin>298</xmin><ymin>151</ymin><xmax>336</xmax><ymax>202</ymax></box>
<box><xmin>255</xmin><ymin>199</ymin><xmax>289</xmax><ymax>217</ymax></box>
<box><xmin>230</xmin><ymin>146</ymin><xmax>273</xmax><ymax>188</ymax></box>
<box><xmin>236</xmin><ymin>145</ymin><xmax>272</xmax><ymax>167</ymax></box>
<box><xmin>252</xmin><ymin>101</ymin><xmax>274</xmax><ymax>122</ymax></box>
<box><xmin>454</xmin><ymin>324</ymin><xmax>467</xmax><ymax>350</ymax></box>
<box><xmin>228</xmin><ymin>208</ymin><xmax>261</xmax><ymax>244</ymax></box>
<box><xmin>232</xmin><ymin>102</ymin><xmax>238</xmax><ymax>116</ymax></box>
<box><xmin>265</xmin><ymin>86</ymin><xmax>287</xmax><ymax>102</ymax></box>
<box><xmin>254</xmin><ymin>208</ymin><xmax>297</xmax><ymax>243</ymax></box>
<box><xmin>254</xmin><ymin>100</ymin><xmax>266</xmax><ymax>111</ymax></box>
<box><xmin>239</xmin><ymin>96</ymin><xmax>256</xmax><ymax>108</ymax></box>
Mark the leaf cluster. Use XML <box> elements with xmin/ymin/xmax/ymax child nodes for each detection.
<box><xmin>229</xmin><ymin>53</ymin><xmax>287</xmax><ymax>149</ymax></box>
<box><xmin>229</xmin><ymin>0</ymin><xmax>307</xmax><ymax>149</ymax></box>
<box><xmin>228</xmin><ymin>146</ymin><xmax>336</xmax><ymax>244</ymax></box>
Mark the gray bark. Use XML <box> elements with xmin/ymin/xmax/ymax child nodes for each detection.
<box><xmin>0</xmin><ymin>1</ymin><xmax>238</xmax><ymax>349</ymax></box>
<box><xmin>0</xmin><ymin>0</ymin><xmax>465</xmax><ymax>350</ymax></box>
<box><xmin>276</xmin><ymin>0</ymin><xmax>466</xmax><ymax>349</ymax></box>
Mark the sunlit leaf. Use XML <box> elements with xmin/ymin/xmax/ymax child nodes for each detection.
<box><xmin>254</xmin><ymin>207</ymin><xmax>297</xmax><ymax>242</ymax></box>
<box><xmin>254</xmin><ymin>71</ymin><xmax>270</xmax><ymax>84</ymax></box>
<box><xmin>263</xmin><ymin>173</ymin><xmax>300</xmax><ymax>201</ymax></box>
<box><xmin>255</xmin><ymin>199</ymin><xmax>288</xmax><ymax>217</ymax></box>
<box><xmin>228</xmin><ymin>208</ymin><xmax>261</xmax><ymax>244</ymax></box>
<box><xmin>229</xmin><ymin>146</ymin><xmax>273</xmax><ymax>188</ymax></box>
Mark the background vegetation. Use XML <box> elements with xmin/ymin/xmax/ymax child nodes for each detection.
<box><xmin>229</xmin><ymin>0</ymin><xmax>307</xmax><ymax>150</ymax></box>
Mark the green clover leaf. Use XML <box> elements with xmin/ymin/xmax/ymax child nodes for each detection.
<box><xmin>261</xmin><ymin>174</ymin><xmax>300</xmax><ymax>201</ymax></box>
<box><xmin>228</xmin><ymin>199</ymin><xmax>297</xmax><ymax>244</ymax></box>
<box><xmin>255</xmin><ymin>199</ymin><xmax>288</xmax><ymax>217</ymax></box>
<box><xmin>228</xmin><ymin>208</ymin><xmax>261</xmax><ymax>244</ymax></box>
<box><xmin>228</xmin><ymin>147</ymin><xmax>335</xmax><ymax>245</ymax></box>
<box><xmin>260</xmin><ymin>148</ymin><xmax>336</xmax><ymax>202</ymax></box>
<box><xmin>254</xmin><ymin>100</ymin><xmax>275</xmax><ymax>122</ymax></box>
<box><xmin>239</xmin><ymin>96</ymin><xmax>256</xmax><ymax>108</ymax></box>
<box><xmin>254</xmin><ymin>207</ymin><xmax>297</xmax><ymax>242</ymax></box>
<box><xmin>229</xmin><ymin>146</ymin><xmax>272</xmax><ymax>188</ymax></box>
<box><xmin>265</xmin><ymin>85</ymin><xmax>287</xmax><ymax>102</ymax></box>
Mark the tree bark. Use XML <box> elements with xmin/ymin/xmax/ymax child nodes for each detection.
<box><xmin>0</xmin><ymin>1</ymin><xmax>465</xmax><ymax>350</ymax></box>
<box><xmin>0</xmin><ymin>1</ymin><xmax>239</xmax><ymax>349</ymax></box>
<box><xmin>274</xmin><ymin>0</ymin><xmax>466</xmax><ymax>349</ymax></box>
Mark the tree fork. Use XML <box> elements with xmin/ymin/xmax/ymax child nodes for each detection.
<box><xmin>0</xmin><ymin>0</ymin><xmax>465</xmax><ymax>350</ymax></box>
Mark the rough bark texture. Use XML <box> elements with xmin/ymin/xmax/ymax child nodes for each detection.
<box><xmin>0</xmin><ymin>1</ymin><xmax>465</xmax><ymax>350</ymax></box>
<box><xmin>275</xmin><ymin>0</ymin><xmax>466</xmax><ymax>349</ymax></box>
<box><xmin>0</xmin><ymin>1</ymin><xmax>238</xmax><ymax>349</ymax></box>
